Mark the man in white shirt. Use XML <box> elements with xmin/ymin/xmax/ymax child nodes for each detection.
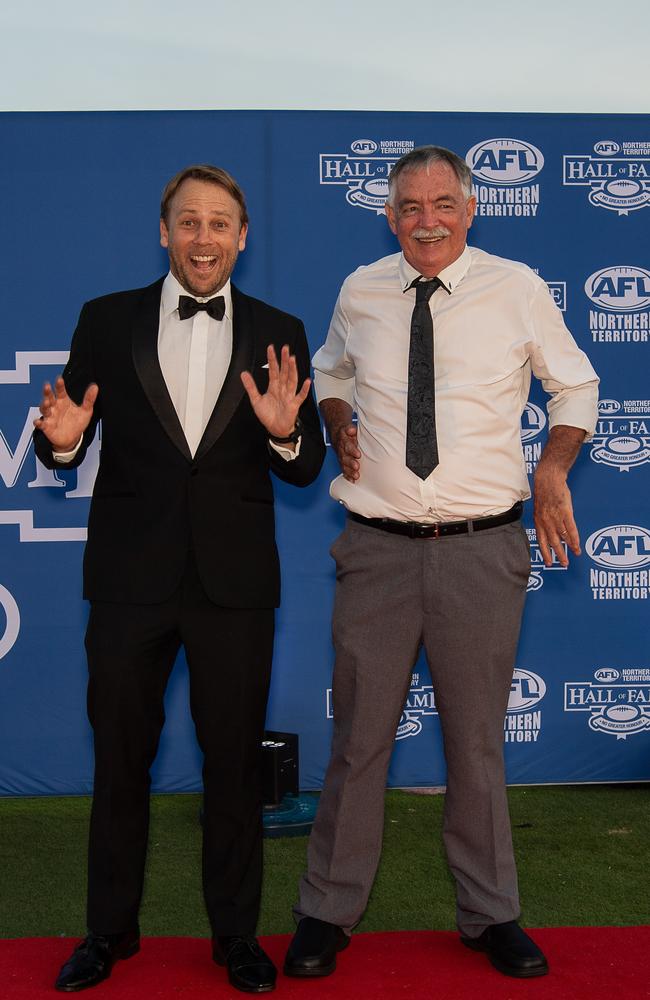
<box><xmin>285</xmin><ymin>146</ymin><xmax>598</xmax><ymax>981</ymax></box>
<box><xmin>33</xmin><ymin>164</ymin><xmax>325</xmax><ymax>994</ymax></box>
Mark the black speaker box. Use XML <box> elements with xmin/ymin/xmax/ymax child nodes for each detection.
<box><xmin>261</xmin><ymin>730</ymin><xmax>299</xmax><ymax>806</ymax></box>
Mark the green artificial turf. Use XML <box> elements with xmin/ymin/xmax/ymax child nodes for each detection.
<box><xmin>0</xmin><ymin>785</ymin><xmax>647</xmax><ymax>938</ymax></box>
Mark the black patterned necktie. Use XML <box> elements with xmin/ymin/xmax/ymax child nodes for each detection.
<box><xmin>406</xmin><ymin>276</ymin><xmax>443</xmax><ymax>480</ymax></box>
<box><xmin>178</xmin><ymin>294</ymin><xmax>225</xmax><ymax>321</ymax></box>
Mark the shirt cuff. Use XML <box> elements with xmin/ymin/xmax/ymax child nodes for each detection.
<box><xmin>314</xmin><ymin>370</ymin><xmax>355</xmax><ymax>407</ymax></box>
<box><xmin>52</xmin><ymin>434</ymin><xmax>84</xmax><ymax>462</ymax></box>
<box><xmin>269</xmin><ymin>436</ymin><xmax>302</xmax><ymax>461</ymax></box>
<box><xmin>547</xmin><ymin>384</ymin><xmax>599</xmax><ymax>442</ymax></box>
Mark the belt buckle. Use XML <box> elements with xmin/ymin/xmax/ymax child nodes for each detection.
<box><xmin>420</xmin><ymin>522</ymin><xmax>440</xmax><ymax>539</ymax></box>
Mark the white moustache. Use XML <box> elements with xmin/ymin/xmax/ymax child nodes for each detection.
<box><xmin>412</xmin><ymin>227</ymin><xmax>451</xmax><ymax>240</ymax></box>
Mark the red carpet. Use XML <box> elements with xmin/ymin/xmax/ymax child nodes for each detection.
<box><xmin>1</xmin><ymin>928</ymin><xmax>648</xmax><ymax>999</ymax></box>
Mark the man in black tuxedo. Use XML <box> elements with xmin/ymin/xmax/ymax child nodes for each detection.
<box><xmin>33</xmin><ymin>164</ymin><xmax>325</xmax><ymax>994</ymax></box>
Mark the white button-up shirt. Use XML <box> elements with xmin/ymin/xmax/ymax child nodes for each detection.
<box><xmin>313</xmin><ymin>245</ymin><xmax>599</xmax><ymax>522</ymax></box>
<box><xmin>159</xmin><ymin>272</ymin><xmax>233</xmax><ymax>456</ymax></box>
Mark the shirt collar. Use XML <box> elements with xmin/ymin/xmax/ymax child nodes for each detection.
<box><xmin>161</xmin><ymin>271</ymin><xmax>233</xmax><ymax>320</ymax></box>
<box><xmin>399</xmin><ymin>244</ymin><xmax>472</xmax><ymax>295</ymax></box>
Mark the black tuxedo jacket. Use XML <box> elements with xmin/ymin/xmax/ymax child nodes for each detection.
<box><xmin>34</xmin><ymin>278</ymin><xmax>325</xmax><ymax>608</ymax></box>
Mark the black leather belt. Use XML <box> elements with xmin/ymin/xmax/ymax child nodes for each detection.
<box><xmin>348</xmin><ymin>502</ymin><xmax>523</xmax><ymax>539</ymax></box>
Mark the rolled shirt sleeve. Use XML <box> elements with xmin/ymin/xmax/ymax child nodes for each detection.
<box><xmin>528</xmin><ymin>283</ymin><xmax>599</xmax><ymax>440</ymax></box>
<box><xmin>312</xmin><ymin>288</ymin><xmax>356</xmax><ymax>407</ymax></box>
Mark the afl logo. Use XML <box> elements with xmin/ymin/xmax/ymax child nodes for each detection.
<box><xmin>587</xmin><ymin>525</ymin><xmax>650</xmax><ymax>569</ymax></box>
<box><xmin>585</xmin><ymin>266</ymin><xmax>650</xmax><ymax>312</ymax></box>
<box><xmin>594</xmin><ymin>140</ymin><xmax>621</xmax><ymax>156</ymax></box>
<box><xmin>350</xmin><ymin>139</ymin><xmax>378</xmax><ymax>154</ymax></box>
<box><xmin>520</xmin><ymin>402</ymin><xmax>546</xmax><ymax>442</ymax></box>
<box><xmin>0</xmin><ymin>584</ymin><xmax>21</xmax><ymax>661</ymax></box>
<box><xmin>598</xmin><ymin>399</ymin><xmax>621</xmax><ymax>415</ymax></box>
<box><xmin>594</xmin><ymin>668</ymin><xmax>620</xmax><ymax>682</ymax></box>
<box><xmin>508</xmin><ymin>669</ymin><xmax>546</xmax><ymax>712</ymax></box>
<box><xmin>466</xmin><ymin>138</ymin><xmax>544</xmax><ymax>185</ymax></box>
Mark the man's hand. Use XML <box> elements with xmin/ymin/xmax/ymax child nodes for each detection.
<box><xmin>533</xmin><ymin>425</ymin><xmax>586</xmax><ymax>567</ymax></box>
<box><xmin>320</xmin><ymin>398</ymin><xmax>361</xmax><ymax>481</ymax></box>
<box><xmin>33</xmin><ymin>376</ymin><xmax>98</xmax><ymax>453</ymax></box>
<box><xmin>241</xmin><ymin>345</ymin><xmax>310</xmax><ymax>446</ymax></box>
<box><xmin>332</xmin><ymin>423</ymin><xmax>361</xmax><ymax>481</ymax></box>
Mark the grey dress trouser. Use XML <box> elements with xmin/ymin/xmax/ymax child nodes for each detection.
<box><xmin>296</xmin><ymin>516</ymin><xmax>531</xmax><ymax>938</ymax></box>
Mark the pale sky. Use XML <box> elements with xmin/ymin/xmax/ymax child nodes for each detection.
<box><xmin>1</xmin><ymin>0</ymin><xmax>647</xmax><ymax>113</ymax></box>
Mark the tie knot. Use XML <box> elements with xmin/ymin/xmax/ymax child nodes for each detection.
<box><xmin>413</xmin><ymin>277</ymin><xmax>442</xmax><ymax>304</ymax></box>
<box><xmin>178</xmin><ymin>294</ymin><xmax>225</xmax><ymax>322</ymax></box>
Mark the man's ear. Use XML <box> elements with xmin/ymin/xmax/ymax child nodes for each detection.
<box><xmin>465</xmin><ymin>196</ymin><xmax>477</xmax><ymax>231</ymax></box>
<box><xmin>385</xmin><ymin>202</ymin><xmax>398</xmax><ymax>235</ymax></box>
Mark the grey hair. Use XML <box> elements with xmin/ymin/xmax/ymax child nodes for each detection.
<box><xmin>386</xmin><ymin>145</ymin><xmax>473</xmax><ymax>205</ymax></box>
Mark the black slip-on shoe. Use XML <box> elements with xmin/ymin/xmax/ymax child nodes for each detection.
<box><xmin>461</xmin><ymin>919</ymin><xmax>548</xmax><ymax>978</ymax></box>
<box><xmin>284</xmin><ymin>916</ymin><xmax>350</xmax><ymax>977</ymax></box>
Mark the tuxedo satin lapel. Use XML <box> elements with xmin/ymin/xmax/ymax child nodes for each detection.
<box><xmin>195</xmin><ymin>285</ymin><xmax>255</xmax><ymax>460</ymax></box>
<box><xmin>131</xmin><ymin>278</ymin><xmax>192</xmax><ymax>461</ymax></box>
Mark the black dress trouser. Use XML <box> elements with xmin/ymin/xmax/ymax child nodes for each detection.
<box><xmin>84</xmin><ymin>550</ymin><xmax>274</xmax><ymax>937</ymax></box>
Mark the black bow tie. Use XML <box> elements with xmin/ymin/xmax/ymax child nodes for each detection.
<box><xmin>178</xmin><ymin>295</ymin><xmax>225</xmax><ymax>321</ymax></box>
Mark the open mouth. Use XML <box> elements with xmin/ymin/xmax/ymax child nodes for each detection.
<box><xmin>190</xmin><ymin>254</ymin><xmax>218</xmax><ymax>271</ymax></box>
<box><xmin>412</xmin><ymin>226</ymin><xmax>450</xmax><ymax>244</ymax></box>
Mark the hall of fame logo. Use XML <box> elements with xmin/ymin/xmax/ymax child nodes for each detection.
<box><xmin>564</xmin><ymin>666</ymin><xmax>650</xmax><ymax>739</ymax></box>
<box><xmin>325</xmin><ymin>674</ymin><xmax>438</xmax><ymax>740</ymax></box>
<box><xmin>0</xmin><ymin>583</ymin><xmax>20</xmax><ymax>661</ymax></box>
<box><xmin>465</xmin><ymin>138</ymin><xmax>544</xmax><ymax>218</ymax></box>
<box><xmin>396</xmin><ymin>673</ymin><xmax>436</xmax><ymax>739</ymax></box>
<box><xmin>590</xmin><ymin>398</ymin><xmax>650</xmax><ymax>471</ymax></box>
<box><xmin>531</xmin><ymin>267</ymin><xmax>566</xmax><ymax>312</ymax></box>
<box><xmin>319</xmin><ymin>138</ymin><xmax>415</xmax><ymax>215</ymax></box>
<box><xmin>546</xmin><ymin>282</ymin><xmax>566</xmax><ymax>312</ymax></box>
<box><xmin>563</xmin><ymin>140</ymin><xmax>650</xmax><ymax>215</ymax></box>
<box><xmin>0</xmin><ymin>351</ymin><xmax>98</xmax><ymax>542</ymax></box>
<box><xmin>584</xmin><ymin>265</ymin><xmax>650</xmax><ymax>344</ymax></box>
<box><xmin>327</xmin><ymin>667</ymin><xmax>546</xmax><ymax>745</ymax></box>
<box><xmin>525</xmin><ymin>526</ymin><xmax>567</xmax><ymax>592</ymax></box>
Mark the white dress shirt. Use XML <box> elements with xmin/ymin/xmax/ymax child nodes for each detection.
<box><xmin>159</xmin><ymin>272</ymin><xmax>233</xmax><ymax>457</ymax></box>
<box><xmin>313</xmin><ymin>245</ymin><xmax>599</xmax><ymax>522</ymax></box>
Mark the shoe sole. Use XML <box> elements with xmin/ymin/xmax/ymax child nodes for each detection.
<box><xmin>283</xmin><ymin>936</ymin><xmax>350</xmax><ymax>978</ymax></box>
<box><xmin>226</xmin><ymin>978</ymin><xmax>275</xmax><ymax>994</ymax></box>
<box><xmin>461</xmin><ymin>937</ymin><xmax>548</xmax><ymax>978</ymax></box>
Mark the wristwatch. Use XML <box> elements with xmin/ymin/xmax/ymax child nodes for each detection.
<box><xmin>269</xmin><ymin>418</ymin><xmax>303</xmax><ymax>445</ymax></box>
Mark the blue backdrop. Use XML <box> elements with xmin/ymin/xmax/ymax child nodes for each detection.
<box><xmin>0</xmin><ymin>111</ymin><xmax>648</xmax><ymax>795</ymax></box>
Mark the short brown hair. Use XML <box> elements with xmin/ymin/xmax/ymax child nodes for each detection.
<box><xmin>160</xmin><ymin>164</ymin><xmax>249</xmax><ymax>227</ymax></box>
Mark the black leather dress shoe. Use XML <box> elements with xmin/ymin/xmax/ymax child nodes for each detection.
<box><xmin>213</xmin><ymin>936</ymin><xmax>276</xmax><ymax>993</ymax></box>
<box><xmin>461</xmin><ymin>920</ymin><xmax>548</xmax><ymax>977</ymax></box>
<box><xmin>284</xmin><ymin>916</ymin><xmax>350</xmax><ymax>977</ymax></box>
<box><xmin>55</xmin><ymin>929</ymin><xmax>140</xmax><ymax>991</ymax></box>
